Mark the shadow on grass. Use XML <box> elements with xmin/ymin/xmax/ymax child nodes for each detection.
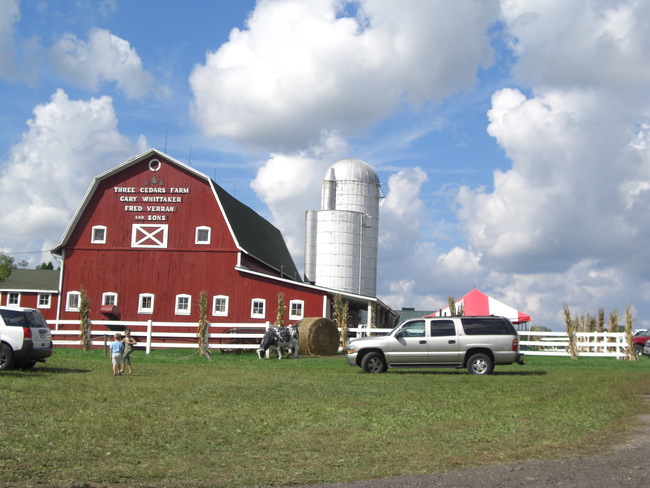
<box><xmin>1</xmin><ymin>366</ymin><xmax>93</xmax><ymax>375</ymax></box>
<box><xmin>388</xmin><ymin>369</ymin><xmax>547</xmax><ymax>376</ymax></box>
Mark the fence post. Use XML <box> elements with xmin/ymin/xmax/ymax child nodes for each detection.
<box><xmin>146</xmin><ymin>320</ymin><xmax>153</xmax><ymax>355</ymax></box>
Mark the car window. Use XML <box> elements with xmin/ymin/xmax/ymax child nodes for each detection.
<box><xmin>400</xmin><ymin>320</ymin><xmax>426</xmax><ymax>337</ymax></box>
<box><xmin>461</xmin><ymin>317</ymin><xmax>512</xmax><ymax>335</ymax></box>
<box><xmin>0</xmin><ymin>309</ymin><xmax>28</xmax><ymax>327</ymax></box>
<box><xmin>25</xmin><ymin>310</ymin><xmax>48</xmax><ymax>328</ymax></box>
<box><xmin>430</xmin><ymin>320</ymin><xmax>456</xmax><ymax>337</ymax></box>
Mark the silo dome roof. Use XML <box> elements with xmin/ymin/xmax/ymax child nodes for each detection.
<box><xmin>327</xmin><ymin>158</ymin><xmax>379</xmax><ymax>184</ymax></box>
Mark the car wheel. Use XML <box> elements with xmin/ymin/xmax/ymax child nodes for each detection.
<box><xmin>361</xmin><ymin>352</ymin><xmax>387</xmax><ymax>373</ymax></box>
<box><xmin>467</xmin><ymin>353</ymin><xmax>494</xmax><ymax>375</ymax></box>
<box><xmin>0</xmin><ymin>343</ymin><xmax>16</xmax><ymax>371</ymax></box>
<box><xmin>634</xmin><ymin>345</ymin><xmax>643</xmax><ymax>359</ymax></box>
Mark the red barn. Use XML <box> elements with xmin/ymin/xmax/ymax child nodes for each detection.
<box><xmin>50</xmin><ymin>148</ymin><xmax>342</xmax><ymax>326</ymax></box>
<box><xmin>1</xmin><ymin>269</ymin><xmax>60</xmax><ymax>320</ymax></box>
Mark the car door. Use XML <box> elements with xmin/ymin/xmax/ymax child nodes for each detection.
<box><xmin>426</xmin><ymin>319</ymin><xmax>461</xmax><ymax>364</ymax></box>
<box><xmin>386</xmin><ymin>320</ymin><xmax>428</xmax><ymax>364</ymax></box>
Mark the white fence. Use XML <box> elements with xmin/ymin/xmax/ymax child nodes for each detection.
<box><xmin>50</xmin><ymin>320</ymin><xmax>634</xmax><ymax>359</ymax></box>
<box><xmin>50</xmin><ymin>319</ymin><xmax>269</xmax><ymax>354</ymax></box>
<box><xmin>518</xmin><ymin>331</ymin><xmax>632</xmax><ymax>359</ymax></box>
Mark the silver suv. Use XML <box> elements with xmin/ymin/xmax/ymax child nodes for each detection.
<box><xmin>346</xmin><ymin>316</ymin><xmax>524</xmax><ymax>375</ymax></box>
<box><xmin>0</xmin><ymin>306</ymin><xmax>53</xmax><ymax>370</ymax></box>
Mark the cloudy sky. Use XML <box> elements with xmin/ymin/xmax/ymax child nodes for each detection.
<box><xmin>1</xmin><ymin>0</ymin><xmax>649</xmax><ymax>330</ymax></box>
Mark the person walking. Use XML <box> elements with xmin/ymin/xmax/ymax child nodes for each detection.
<box><xmin>120</xmin><ymin>328</ymin><xmax>137</xmax><ymax>374</ymax></box>
<box><xmin>110</xmin><ymin>333</ymin><xmax>125</xmax><ymax>376</ymax></box>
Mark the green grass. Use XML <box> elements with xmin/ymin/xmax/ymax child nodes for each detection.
<box><xmin>2</xmin><ymin>349</ymin><xmax>650</xmax><ymax>488</ymax></box>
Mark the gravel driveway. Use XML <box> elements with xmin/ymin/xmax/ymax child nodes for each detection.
<box><xmin>289</xmin><ymin>414</ymin><xmax>650</xmax><ymax>488</ymax></box>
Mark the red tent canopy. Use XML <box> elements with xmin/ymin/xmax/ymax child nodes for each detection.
<box><xmin>425</xmin><ymin>288</ymin><xmax>531</xmax><ymax>324</ymax></box>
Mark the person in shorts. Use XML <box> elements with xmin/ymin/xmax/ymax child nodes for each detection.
<box><xmin>120</xmin><ymin>328</ymin><xmax>137</xmax><ymax>374</ymax></box>
<box><xmin>110</xmin><ymin>333</ymin><xmax>125</xmax><ymax>376</ymax></box>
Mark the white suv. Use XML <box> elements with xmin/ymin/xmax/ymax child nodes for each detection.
<box><xmin>0</xmin><ymin>306</ymin><xmax>53</xmax><ymax>370</ymax></box>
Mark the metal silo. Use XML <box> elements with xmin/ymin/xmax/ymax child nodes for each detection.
<box><xmin>304</xmin><ymin>158</ymin><xmax>380</xmax><ymax>296</ymax></box>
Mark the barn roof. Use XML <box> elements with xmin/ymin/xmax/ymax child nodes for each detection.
<box><xmin>212</xmin><ymin>181</ymin><xmax>300</xmax><ymax>279</ymax></box>
<box><xmin>0</xmin><ymin>269</ymin><xmax>60</xmax><ymax>292</ymax></box>
<box><xmin>50</xmin><ymin>148</ymin><xmax>301</xmax><ymax>281</ymax></box>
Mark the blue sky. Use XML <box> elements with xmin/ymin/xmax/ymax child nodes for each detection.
<box><xmin>1</xmin><ymin>0</ymin><xmax>649</xmax><ymax>330</ymax></box>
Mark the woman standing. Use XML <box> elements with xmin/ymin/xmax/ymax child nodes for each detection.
<box><xmin>120</xmin><ymin>328</ymin><xmax>137</xmax><ymax>374</ymax></box>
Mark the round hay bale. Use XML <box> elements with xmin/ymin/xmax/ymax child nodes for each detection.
<box><xmin>297</xmin><ymin>317</ymin><xmax>339</xmax><ymax>356</ymax></box>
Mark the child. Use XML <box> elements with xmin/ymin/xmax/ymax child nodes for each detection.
<box><xmin>110</xmin><ymin>333</ymin><xmax>125</xmax><ymax>376</ymax></box>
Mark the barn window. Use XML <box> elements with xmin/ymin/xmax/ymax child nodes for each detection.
<box><xmin>175</xmin><ymin>294</ymin><xmax>191</xmax><ymax>315</ymax></box>
<box><xmin>38</xmin><ymin>293</ymin><xmax>51</xmax><ymax>309</ymax></box>
<box><xmin>289</xmin><ymin>300</ymin><xmax>304</xmax><ymax>320</ymax></box>
<box><xmin>251</xmin><ymin>298</ymin><xmax>266</xmax><ymax>319</ymax></box>
<box><xmin>138</xmin><ymin>293</ymin><xmax>154</xmax><ymax>314</ymax></box>
<box><xmin>212</xmin><ymin>295</ymin><xmax>229</xmax><ymax>316</ymax></box>
<box><xmin>7</xmin><ymin>292</ymin><xmax>20</xmax><ymax>306</ymax></box>
<box><xmin>91</xmin><ymin>225</ymin><xmax>107</xmax><ymax>244</ymax></box>
<box><xmin>195</xmin><ymin>226</ymin><xmax>211</xmax><ymax>244</ymax></box>
<box><xmin>66</xmin><ymin>291</ymin><xmax>81</xmax><ymax>311</ymax></box>
<box><xmin>102</xmin><ymin>292</ymin><xmax>118</xmax><ymax>306</ymax></box>
<box><xmin>131</xmin><ymin>224</ymin><xmax>168</xmax><ymax>248</ymax></box>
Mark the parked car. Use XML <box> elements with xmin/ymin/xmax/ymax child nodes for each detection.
<box><xmin>643</xmin><ymin>341</ymin><xmax>650</xmax><ymax>357</ymax></box>
<box><xmin>634</xmin><ymin>330</ymin><xmax>650</xmax><ymax>358</ymax></box>
<box><xmin>346</xmin><ymin>315</ymin><xmax>524</xmax><ymax>375</ymax></box>
<box><xmin>633</xmin><ymin>329</ymin><xmax>648</xmax><ymax>337</ymax></box>
<box><xmin>0</xmin><ymin>306</ymin><xmax>53</xmax><ymax>370</ymax></box>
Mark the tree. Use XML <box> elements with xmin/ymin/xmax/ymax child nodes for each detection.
<box><xmin>36</xmin><ymin>262</ymin><xmax>54</xmax><ymax>270</ymax></box>
<box><xmin>0</xmin><ymin>253</ymin><xmax>29</xmax><ymax>283</ymax></box>
<box><xmin>1</xmin><ymin>253</ymin><xmax>18</xmax><ymax>282</ymax></box>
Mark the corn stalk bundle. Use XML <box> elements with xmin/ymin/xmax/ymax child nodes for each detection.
<box><xmin>275</xmin><ymin>292</ymin><xmax>286</xmax><ymax>327</ymax></box>
<box><xmin>333</xmin><ymin>294</ymin><xmax>349</xmax><ymax>349</ymax></box>
<box><xmin>625</xmin><ymin>305</ymin><xmax>637</xmax><ymax>361</ymax></box>
<box><xmin>79</xmin><ymin>288</ymin><xmax>91</xmax><ymax>351</ymax></box>
<box><xmin>197</xmin><ymin>291</ymin><xmax>211</xmax><ymax>360</ymax></box>
<box><xmin>448</xmin><ymin>296</ymin><xmax>464</xmax><ymax>316</ymax></box>
<box><xmin>608</xmin><ymin>309</ymin><xmax>619</xmax><ymax>352</ymax></box>
<box><xmin>563</xmin><ymin>304</ymin><xmax>578</xmax><ymax>360</ymax></box>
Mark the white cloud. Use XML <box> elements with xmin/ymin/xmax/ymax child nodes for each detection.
<box><xmin>50</xmin><ymin>27</ymin><xmax>159</xmax><ymax>100</ymax></box>
<box><xmin>250</xmin><ymin>131</ymin><xmax>350</xmax><ymax>267</ymax></box>
<box><xmin>209</xmin><ymin>0</ymin><xmax>500</xmax><ymax>311</ymax></box>
<box><xmin>484</xmin><ymin>259</ymin><xmax>648</xmax><ymax>330</ymax></box>
<box><xmin>447</xmin><ymin>0</ymin><xmax>650</xmax><ymax>327</ymax></box>
<box><xmin>501</xmin><ymin>0</ymin><xmax>650</xmax><ymax>96</ymax></box>
<box><xmin>0</xmin><ymin>89</ymin><xmax>147</xmax><ymax>263</ymax></box>
<box><xmin>189</xmin><ymin>0</ymin><xmax>497</xmax><ymax>150</ymax></box>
